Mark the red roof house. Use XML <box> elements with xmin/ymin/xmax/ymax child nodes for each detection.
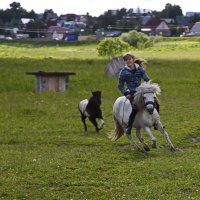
<box><xmin>143</xmin><ymin>19</ymin><xmax>171</xmax><ymax>36</ymax></box>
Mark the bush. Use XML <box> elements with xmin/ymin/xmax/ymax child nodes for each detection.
<box><xmin>97</xmin><ymin>37</ymin><xmax>131</xmax><ymax>59</ymax></box>
<box><xmin>153</xmin><ymin>35</ymin><xmax>164</xmax><ymax>44</ymax></box>
<box><xmin>120</xmin><ymin>30</ymin><xmax>152</xmax><ymax>49</ymax></box>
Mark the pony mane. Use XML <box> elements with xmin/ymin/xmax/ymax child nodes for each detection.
<box><xmin>134</xmin><ymin>81</ymin><xmax>161</xmax><ymax>106</ymax></box>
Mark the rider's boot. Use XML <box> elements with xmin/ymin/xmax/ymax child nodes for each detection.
<box><xmin>125</xmin><ymin>108</ymin><xmax>138</xmax><ymax>134</ymax></box>
<box><xmin>154</xmin><ymin>97</ymin><xmax>160</xmax><ymax>114</ymax></box>
<box><xmin>153</xmin><ymin>98</ymin><xmax>165</xmax><ymax>130</ymax></box>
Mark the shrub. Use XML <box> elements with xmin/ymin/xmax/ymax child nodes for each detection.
<box><xmin>97</xmin><ymin>37</ymin><xmax>131</xmax><ymax>59</ymax></box>
<box><xmin>153</xmin><ymin>35</ymin><xmax>164</xmax><ymax>44</ymax></box>
<box><xmin>120</xmin><ymin>30</ymin><xmax>152</xmax><ymax>49</ymax></box>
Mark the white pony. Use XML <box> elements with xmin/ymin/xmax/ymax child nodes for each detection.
<box><xmin>109</xmin><ymin>82</ymin><xmax>175</xmax><ymax>152</ymax></box>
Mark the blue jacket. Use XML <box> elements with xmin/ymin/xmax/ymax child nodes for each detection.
<box><xmin>118</xmin><ymin>64</ymin><xmax>150</xmax><ymax>95</ymax></box>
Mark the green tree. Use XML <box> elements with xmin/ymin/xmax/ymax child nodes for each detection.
<box><xmin>190</xmin><ymin>14</ymin><xmax>200</xmax><ymax>24</ymax></box>
<box><xmin>0</xmin><ymin>1</ymin><xmax>36</xmax><ymax>25</ymax></box>
<box><xmin>26</xmin><ymin>19</ymin><xmax>47</xmax><ymax>38</ymax></box>
<box><xmin>116</xmin><ymin>8</ymin><xmax>127</xmax><ymax>20</ymax></box>
<box><xmin>97</xmin><ymin>10</ymin><xmax>117</xmax><ymax>29</ymax></box>
<box><xmin>160</xmin><ymin>3</ymin><xmax>183</xmax><ymax>19</ymax></box>
<box><xmin>2</xmin><ymin>9</ymin><xmax>15</xmax><ymax>23</ymax></box>
<box><xmin>43</xmin><ymin>9</ymin><xmax>57</xmax><ymax>22</ymax></box>
<box><xmin>97</xmin><ymin>37</ymin><xmax>131</xmax><ymax>59</ymax></box>
<box><xmin>9</xmin><ymin>2</ymin><xmax>27</xmax><ymax>19</ymax></box>
<box><xmin>24</xmin><ymin>10</ymin><xmax>37</xmax><ymax>19</ymax></box>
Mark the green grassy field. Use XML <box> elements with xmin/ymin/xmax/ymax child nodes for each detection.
<box><xmin>0</xmin><ymin>38</ymin><xmax>200</xmax><ymax>199</ymax></box>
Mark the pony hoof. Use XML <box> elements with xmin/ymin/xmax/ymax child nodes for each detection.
<box><xmin>152</xmin><ymin>141</ymin><xmax>157</xmax><ymax>148</ymax></box>
<box><xmin>170</xmin><ymin>147</ymin><xmax>176</xmax><ymax>152</ymax></box>
<box><xmin>144</xmin><ymin>146</ymin><xmax>150</xmax><ymax>151</ymax></box>
<box><xmin>96</xmin><ymin>128</ymin><xmax>100</xmax><ymax>132</ymax></box>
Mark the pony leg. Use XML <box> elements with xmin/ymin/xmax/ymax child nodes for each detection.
<box><xmin>157</xmin><ymin>123</ymin><xmax>175</xmax><ymax>152</ymax></box>
<box><xmin>99</xmin><ymin>118</ymin><xmax>104</xmax><ymax>130</ymax></box>
<box><xmin>81</xmin><ymin>114</ymin><xmax>87</xmax><ymax>131</ymax></box>
<box><xmin>126</xmin><ymin>133</ymin><xmax>140</xmax><ymax>150</ymax></box>
<box><xmin>136</xmin><ymin>128</ymin><xmax>150</xmax><ymax>151</ymax></box>
<box><xmin>143</xmin><ymin>127</ymin><xmax>157</xmax><ymax>148</ymax></box>
<box><xmin>89</xmin><ymin>117</ymin><xmax>99</xmax><ymax>132</ymax></box>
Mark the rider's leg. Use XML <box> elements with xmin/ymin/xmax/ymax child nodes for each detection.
<box><xmin>154</xmin><ymin>97</ymin><xmax>165</xmax><ymax>130</ymax></box>
<box><xmin>125</xmin><ymin>104</ymin><xmax>138</xmax><ymax>134</ymax></box>
<box><xmin>154</xmin><ymin>97</ymin><xmax>160</xmax><ymax>113</ymax></box>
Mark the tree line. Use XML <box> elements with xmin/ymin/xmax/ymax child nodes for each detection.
<box><xmin>1</xmin><ymin>2</ymin><xmax>200</xmax><ymax>37</ymax></box>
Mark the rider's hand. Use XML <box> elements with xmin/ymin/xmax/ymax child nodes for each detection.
<box><xmin>126</xmin><ymin>94</ymin><xmax>132</xmax><ymax>99</ymax></box>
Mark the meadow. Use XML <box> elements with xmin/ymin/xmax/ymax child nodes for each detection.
<box><xmin>0</xmin><ymin>38</ymin><xmax>200</xmax><ymax>200</ymax></box>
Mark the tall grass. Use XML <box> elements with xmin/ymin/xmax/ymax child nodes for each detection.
<box><xmin>0</xmin><ymin>40</ymin><xmax>200</xmax><ymax>199</ymax></box>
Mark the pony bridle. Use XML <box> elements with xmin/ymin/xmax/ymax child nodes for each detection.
<box><xmin>143</xmin><ymin>91</ymin><xmax>155</xmax><ymax>114</ymax></box>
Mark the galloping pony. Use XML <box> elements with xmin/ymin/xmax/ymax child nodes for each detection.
<box><xmin>109</xmin><ymin>82</ymin><xmax>175</xmax><ymax>151</ymax></box>
<box><xmin>78</xmin><ymin>91</ymin><xmax>104</xmax><ymax>132</ymax></box>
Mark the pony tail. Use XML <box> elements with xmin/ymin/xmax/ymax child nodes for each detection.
<box><xmin>108</xmin><ymin>115</ymin><xmax>124</xmax><ymax>141</ymax></box>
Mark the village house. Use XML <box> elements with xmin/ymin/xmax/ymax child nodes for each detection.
<box><xmin>143</xmin><ymin>19</ymin><xmax>171</xmax><ymax>36</ymax></box>
<box><xmin>190</xmin><ymin>22</ymin><xmax>200</xmax><ymax>36</ymax></box>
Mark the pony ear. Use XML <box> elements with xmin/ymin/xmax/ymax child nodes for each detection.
<box><xmin>92</xmin><ymin>90</ymin><xmax>101</xmax><ymax>95</ymax></box>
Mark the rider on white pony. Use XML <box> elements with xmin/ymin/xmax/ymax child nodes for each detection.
<box><xmin>118</xmin><ymin>52</ymin><xmax>159</xmax><ymax>134</ymax></box>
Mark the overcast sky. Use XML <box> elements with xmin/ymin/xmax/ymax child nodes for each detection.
<box><xmin>1</xmin><ymin>0</ymin><xmax>199</xmax><ymax>17</ymax></box>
